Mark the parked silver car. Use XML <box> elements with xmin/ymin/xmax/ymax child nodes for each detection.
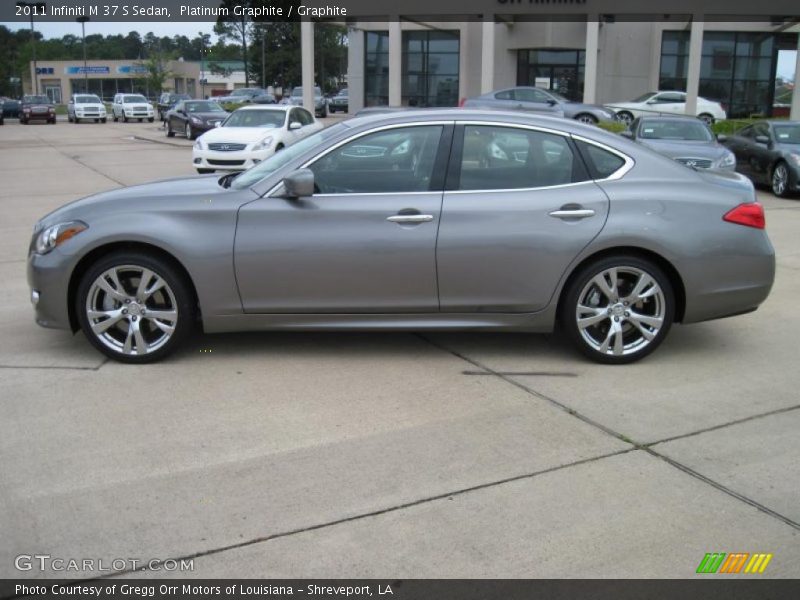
<box><xmin>622</xmin><ymin>116</ymin><xmax>736</xmax><ymax>170</ymax></box>
<box><xmin>463</xmin><ymin>87</ymin><xmax>616</xmax><ymax>124</ymax></box>
<box><xmin>27</xmin><ymin>110</ymin><xmax>774</xmax><ymax>364</ymax></box>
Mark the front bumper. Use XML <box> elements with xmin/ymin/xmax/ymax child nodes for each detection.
<box><xmin>27</xmin><ymin>250</ymin><xmax>74</xmax><ymax>330</ymax></box>
<box><xmin>123</xmin><ymin>110</ymin><xmax>154</xmax><ymax>118</ymax></box>
<box><xmin>192</xmin><ymin>147</ymin><xmax>274</xmax><ymax>171</ymax></box>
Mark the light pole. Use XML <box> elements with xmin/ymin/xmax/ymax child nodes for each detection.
<box><xmin>199</xmin><ymin>32</ymin><xmax>206</xmax><ymax>99</ymax></box>
<box><xmin>77</xmin><ymin>16</ymin><xmax>90</xmax><ymax>94</ymax></box>
<box><xmin>16</xmin><ymin>2</ymin><xmax>43</xmax><ymax>95</ymax></box>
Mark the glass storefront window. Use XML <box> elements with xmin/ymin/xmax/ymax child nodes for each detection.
<box><xmin>364</xmin><ymin>31</ymin><xmax>389</xmax><ymax>107</ymax></box>
<box><xmin>401</xmin><ymin>30</ymin><xmax>459</xmax><ymax>107</ymax></box>
<box><xmin>517</xmin><ymin>49</ymin><xmax>585</xmax><ymax>101</ymax></box>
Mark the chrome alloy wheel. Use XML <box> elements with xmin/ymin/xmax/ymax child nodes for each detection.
<box><xmin>575</xmin><ymin>266</ymin><xmax>666</xmax><ymax>357</ymax></box>
<box><xmin>85</xmin><ymin>265</ymin><xmax>178</xmax><ymax>356</ymax></box>
<box><xmin>772</xmin><ymin>163</ymin><xmax>788</xmax><ymax>197</ymax></box>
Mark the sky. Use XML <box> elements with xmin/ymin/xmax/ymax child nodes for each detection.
<box><xmin>0</xmin><ymin>21</ymin><xmax>218</xmax><ymax>40</ymax></box>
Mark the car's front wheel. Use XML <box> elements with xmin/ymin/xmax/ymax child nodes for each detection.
<box><xmin>615</xmin><ymin>111</ymin><xmax>634</xmax><ymax>126</ymax></box>
<box><xmin>771</xmin><ymin>161</ymin><xmax>791</xmax><ymax>198</ymax></box>
<box><xmin>562</xmin><ymin>256</ymin><xmax>674</xmax><ymax>364</ymax></box>
<box><xmin>575</xmin><ymin>113</ymin><xmax>598</xmax><ymax>125</ymax></box>
<box><xmin>185</xmin><ymin>123</ymin><xmax>194</xmax><ymax>139</ymax></box>
<box><xmin>76</xmin><ymin>252</ymin><xmax>195</xmax><ymax>363</ymax></box>
<box><xmin>698</xmin><ymin>113</ymin><xmax>715</xmax><ymax>126</ymax></box>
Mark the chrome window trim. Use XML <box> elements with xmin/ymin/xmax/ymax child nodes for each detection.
<box><xmin>444</xmin><ymin>180</ymin><xmax>597</xmax><ymax>196</ymax></box>
<box><xmin>267</xmin><ymin>121</ymin><xmax>454</xmax><ymax>198</ymax></box>
<box><xmin>456</xmin><ymin>120</ymin><xmax>570</xmax><ymax>138</ymax></box>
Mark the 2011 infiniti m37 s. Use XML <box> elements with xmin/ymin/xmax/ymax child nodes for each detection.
<box><xmin>27</xmin><ymin>110</ymin><xmax>775</xmax><ymax>364</ymax></box>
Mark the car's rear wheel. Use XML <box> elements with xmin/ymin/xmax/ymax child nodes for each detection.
<box><xmin>76</xmin><ymin>252</ymin><xmax>195</xmax><ymax>364</ymax></box>
<box><xmin>123</xmin><ymin>114</ymin><xmax>128</xmax><ymax>123</ymax></box>
<box><xmin>615</xmin><ymin>111</ymin><xmax>634</xmax><ymax>126</ymax></box>
<box><xmin>771</xmin><ymin>161</ymin><xmax>791</xmax><ymax>198</ymax></box>
<box><xmin>698</xmin><ymin>113</ymin><xmax>715</xmax><ymax>126</ymax></box>
<box><xmin>575</xmin><ymin>113</ymin><xmax>598</xmax><ymax>125</ymax></box>
<box><xmin>166</xmin><ymin>121</ymin><xmax>175</xmax><ymax>137</ymax></box>
<box><xmin>562</xmin><ymin>256</ymin><xmax>674</xmax><ymax>364</ymax></box>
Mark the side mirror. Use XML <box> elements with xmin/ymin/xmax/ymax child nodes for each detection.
<box><xmin>289</xmin><ymin>121</ymin><xmax>302</xmax><ymax>130</ymax></box>
<box><xmin>716</xmin><ymin>134</ymin><xmax>727</xmax><ymax>142</ymax></box>
<box><xmin>546</xmin><ymin>99</ymin><xmax>557</xmax><ymax>106</ymax></box>
<box><xmin>282</xmin><ymin>169</ymin><xmax>315</xmax><ymax>198</ymax></box>
<box><xmin>755</xmin><ymin>135</ymin><xmax>770</xmax><ymax>145</ymax></box>
<box><xmin>646</xmin><ymin>99</ymin><xmax>658</xmax><ymax>105</ymax></box>
<box><xmin>619</xmin><ymin>130</ymin><xmax>634</xmax><ymax>139</ymax></box>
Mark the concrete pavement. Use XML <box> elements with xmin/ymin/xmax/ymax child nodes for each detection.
<box><xmin>1</xmin><ymin>120</ymin><xmax>798</xmax><ymax>579</ymax></box>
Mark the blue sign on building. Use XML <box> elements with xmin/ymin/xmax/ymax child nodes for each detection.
<box><xmin>117</xmin><ymin>65</ymin><xmax>148</xmax><ymax>74</ymax></box>
<box><xmin>64</xmin><ymin>66</ymin><xmax>111</xmax><ymax>75</ymax></box>
<box><xmin>35</xmin><ymin>67</ymin><xmax>54</xmax><ymax>75</ymax></box>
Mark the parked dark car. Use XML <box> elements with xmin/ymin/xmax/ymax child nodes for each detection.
<box><xmin>20</xmin><ymin>94</ymin><xmax>56</xmax><ymax>124</ymax></box>
<box><xmin>621</xmin><ymin>116</ymin><xmax>736</xmax><ymax>170</ymax></box>
<box><xmin>2</xmin><ymin>97</ymin><xmax>21</xmax><ymax>118</ymax></box>
<box><xmin>157</xmin><ymin>92</ymin><xmax>191</xmax><ymax>121</ymax></box>
<box><xmin>165</xmin><ymin>100</ymin><xmax>229</xmax><ymax>140</ymax></box>
<box><xmin>722</xmin><ymin>120</ymin><xmax>800</xmax><ymax>197</ymax></box>
<box><xmin>215</xmin><ymin>88</ymin><xmax>269</xmax><ymax>106</ymax></box>
<box><xmin>329</xmin><ymin>88</ymin><xmax>348</xmax><ymax>113</ymax></box>
<box><xmin>463</xmin><ymin>87</ymin><xmax>616</xmax><ymax>124</ymax></box>
<box><xmin>251</xmin><ymin>93</ymin><xmax>277</xmax><ymax>104</ymax></box>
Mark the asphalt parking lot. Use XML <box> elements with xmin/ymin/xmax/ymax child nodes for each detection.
<box><xmin>1</xmin><ymin>118</ymin><xmax>798</xmax><ymax>579</ymax></box>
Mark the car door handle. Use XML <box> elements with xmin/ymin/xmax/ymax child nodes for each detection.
<box><xmin>549</xmin><ymin>208</ymin><xmax>595</xmax><ymax>219</ymax></box>
<box><xmin>387</xmin><ymin>214</ymin><xmax>434</xmax><ymax>224</ymax></box>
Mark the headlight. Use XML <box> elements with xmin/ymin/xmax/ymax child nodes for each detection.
<box><xmin>716</xmin><ymin>151</ymin><xmax>736</xmax><ymax>169</ymax></box>
<box><xmin>788</xmin><ymin>153</ymin><xmax>800</xmax><ymax>167</ymax></box>
<box><xmin>33</xmin><ymin>221</ymin><xmax>88</xmax><ymax>255</ymax></box>
<box><xmin>190</xmin><ymin>116</ymin><xmax>202</xmax><ymax>125</ymax></box>
<box><xmin>254</xmin><ymin>136</ymin><xmax>274</xmax><ymax>151</ymax></box>
<box><xmin>194</xmin><ymin>139</ymin><xmax>205</xmax><ymax>150</ymax></box>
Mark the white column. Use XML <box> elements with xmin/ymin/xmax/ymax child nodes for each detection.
<box><xmin>301</xmin><ymin>20</ymin><xmax>315</xmax><ymax>113</ymax></box>
<box><xmin>481</xmin><ymin>15</ymin><xmax>495</xmax><ymax>94</ymax></box>
<box><xmin>388</xmin><ymin>19</ymin><xmax>402</xmax><ymax>106</ymax></box>
<box><xmin>583</xmin><ymin>17</ymin><xmax>599</xmax><ymax>104</ymax></box>
<box><xmin>684</xmin><ymin>17</ymin><xmax>704</xmax><ymax>116</ymax></box>
<box><xmin>347</xmin><ymin>27</ymin><xmax>365</xmax><ymax>115</ymax></box>
<box><xmin>790</xmin><ymin>33</ymin><xmax>800</xmax><ymax>120</ymax></box>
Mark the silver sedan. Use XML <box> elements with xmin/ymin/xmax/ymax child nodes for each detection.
<box><xmin>28</xmin><ymin>110</ymin><xmax>775</xmax><ymax>364</ymax></box>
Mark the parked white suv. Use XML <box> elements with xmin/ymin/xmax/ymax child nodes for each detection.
<box><xmin>605</xmin><ymin>91</ymin><xmax>727</xmax><ymax>126</ymax></box>
<box><xmin>111</xmin><ymin>93</ymin><xmax>155</xmax><ymax>122</ymax></box>
<box><xmin>67</xmin><ymin>94</ymin><xmax>107</xmax><ymax>123</ymax></box>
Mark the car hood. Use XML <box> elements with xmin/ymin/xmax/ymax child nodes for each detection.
<box><xmin>37</xmin><ymin>175</ymin><xmax>236</xmax><ymax>228</ymax></box>
<box><xmin>199</xmin><ymin>126</ymin><xmax>282</xmax><ymax>143</ymax></box>
<box><xmin>186</xmin><ymin>111</ymin><xmax>228</xmax><ymax>121</ymax></box>
<box><xmin>638</xmin><ymin>139</ymin><xmax>727</xmax><ymax>160</ymax></box>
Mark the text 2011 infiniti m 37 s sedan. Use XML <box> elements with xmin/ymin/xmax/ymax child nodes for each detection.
<box><xmin>27</xmin><ymin>110</ymin><xmax>775</xmax><ymax>364</ymax></box>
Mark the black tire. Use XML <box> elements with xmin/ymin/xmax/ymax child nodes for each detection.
<box><xmin>75</xmin><ymin>251</ymin><xmax>196</xmax><ymax>364</ymax></box>
<box><xmin>94</xmin><ymin>119</ymin><xmax>99</xmax><ymax>123</ymax></box>
<box><xmin>196</xmin><ymin>169</ymin><xmax>215</xmax><ymax>174</ymax></box>
<box><xmin>574</xmin><ymin>113</ymin><xmax>598</xmax><ymax>125</ymax></box>
<box><xmin>698</xmin><ymin>113</ymin><xmax>715</xmax><ymax>126</ymax></box>
<box><xmin>185</xmin><ymin>122</ymin><xmax>194</xmax><ymax>140</ymax></box>
<box><xmin>123</xmin><ymin>114</ymin><xmax>128</xmax><ymax>123</ymax></box>
<box><xmin>166</xmin><ymin>120</ymin><xmax>175</xmax><ymax>137</ymax></box>
<box><xmin>113</xmin><ymin>113</ymin><xmax>118</xmax><ymax>122</ymax></box>
<box><xmin>101</xmin><ymin>118</ymin><xmax>107</xmax><ymax>123</ymax></box>
<box><xmin>771</xmin><ymin>161</ymin><xmax>792</xmax><ymax>198</ymax></box>
<box><xmin>148</xmin><ymin>117</ymin><xmax>154</xmax><ymax>123</ymax></box>
<box><xmin>67</xmin><ymin>114</ymin><xmax>73</xmax><ymax>123</ymax></box>
<box><xmin>561</xmin><ymin>255</ymin><xmax>675</xmax><ymax>364</ymax></box>
<box><xmin>616</xmin><ymin>111</ymin><xmax>634</xmax><ymax>126</ymax></box>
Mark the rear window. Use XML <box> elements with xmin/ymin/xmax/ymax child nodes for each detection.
<box><xmin>575</xmin><ymin>140</ymin><xmax>627</xmax><ymax>179</ymax></box>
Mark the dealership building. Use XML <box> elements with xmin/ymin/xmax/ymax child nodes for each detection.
<box><xmin>290</xmin><ymin>0</ymin><xmax>800</xmax><ymax>120</ymax></box>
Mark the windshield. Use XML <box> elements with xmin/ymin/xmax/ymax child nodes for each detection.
<box><xmin>773</xmin><ymin>124</ymin><xmax>800</xmax><ymax>145</ymax></box>
<box><xmin>75</xmin><ymin>95</ymin><xmax>102</xmax><ymax>104</ymax></box>
<box><xmin>231</xmin><ymin>123</ymin><xmax>348</xmax><ymax>190</ymax></box>
<box><xmin>638</xmin><ymin>119</ymin><xmax>712</xmax><ymax>141</ymax></box>
<box><xmin>185</xmin><ymin>101</ymin><xmax>225</xmax><ymax>113</ymax></box>
<box><xmin>124</xmin><ymin>95</ymin><xmax>147</xmax><ymax>103</ymax></box>
<box><xmin>24</xmin><ymin>95</ymin><xmax>49</xmax><ymax>103</ymax></box>
<box><xmin>223</xmin><ymin>109</ymin><xmax>286</xmax><ymax>128</ymax></box>
<box><xmin>631</xmin><ymin>92</ymin><xmax>656</xmax><ymax>103</ymax></box>
<box><xmin>291</xmin><ymin>87</ymin><xmax>322</xmax><ymax>98</ymax></box>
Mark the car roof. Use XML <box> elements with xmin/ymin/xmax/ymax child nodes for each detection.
<box><xmin>237</xmin><ymin>104</ymin><xmax>292</xmax><ymax>112</ymax></box>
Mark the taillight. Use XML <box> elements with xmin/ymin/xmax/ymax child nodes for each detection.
<box><xmin>458</xmin><ymin>98</ymin><xmax>466</xmax><ymax>108</ymax></box>
<box><xmin>723</xmin><ymin>202</ymin><xmax>765</xmax><ymax>229</ymax></box>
